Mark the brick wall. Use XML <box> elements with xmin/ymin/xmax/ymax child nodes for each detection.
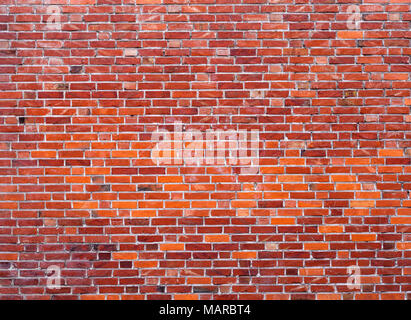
<box><xmin>0</xmin><ymin>0</ymin><xmax>410</xmax><ymax>300</ymax></box>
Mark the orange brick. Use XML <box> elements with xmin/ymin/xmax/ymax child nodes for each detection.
<box><xmin>160</xmin><ymin>243</ymin><xmax>185</xmax><ymax>251</ymax></box>
<box><xmin>304</xmin><ymin>243</ymin><xmax>329</xmax><ymax>250</ymax></box>
<box><xmin>345</xmin><ymin>209</ymin><xmax>369</xmax><ymax>216</ymax></box>
<box><xmin>271</xmin><ymin>218</ymin><xmax>295</xmax><ymax>225</ymax></box>
<box><xmin>391</xmin><ymin>217</ymin><xmax>411</xmax><ymax>224</ymax></box>
<box><xmin>112</xmin><ymin>252</ymin><xmax>137</xmax><ymax>260</ymax></box>
<box><xmin>205</xmin><ymin>235</ymin><xmax>230</xmax><ymax>242</ymax></box>
<box><xmin>112</xmin><ymin>201</ymin><xmax>138</xmax><ymax>209</ymax></box>
<box><xmin>0</xmin><ymin>253</ymin><xmax>18</xmax><ymax>260</ymax></box>
<box><xmin>232</xmin><ymin>251</ymin><xmax>257</xmax><ymax>259</ymax></box>
<box><xmin>397</xmin><ymin>242</ymin><xmax>411</xmax><ymax>250</ymax></box>
<box><xmin>351</xmin><ymin>234</ymin><xmax>377</xmax><ymax>241</ymax></box>
<box><xmin>331</xmin><ymin>175</ymin><xmax>357</xmax><ymax>182</ymax></box>
<box><xmin>231</xmin><ymin>200</ymin><xmax>257</xmax><ymax>208</ymax></box>
<box><xmin>378</xmin><ymin>149</ymin><xmax>403</xmax><ymax>157</ymax></box>
<box><xmin>360</xmin><ymin>276</ymin><xmax>381</xmax><ymax>284</ymax></box>
<box><xmin>134</xmin><ymin>261</ymin><xmax>158</xmax><ymax>268</ymax></box>
<box><xmin>112</xmin><ymin>150</ymin><xmax>137</xmax><ymax>158</ymax></box>
<box><xmin>299</xmin><ymin>268</ymin><xmax>323</xmax><ymax>276</ymax></box>
<box><xmin>165</xmin><ymin>201</ymin><xmax>190</xmax><ymax>208</ymax></box>
<box><xmin>187</xmin><ymin>277</ymin><xmax>212</xmax><ymax>284</ymax></box>
<box><xmin>350</xmin><ymin>201</ymin><xmax>374</xmax><ymax>207</ymax></box>
<box><xmin>381</xmin><ymin>293</ymin><xmax>405</xmax><ymax>300</ymax></box>
<box><xmin>338</xmin><ymin>31</ymin><xmax>363</xmax><ymax>39</ymax></box>
<box><xmin>319</xmin><ymin>225</ymin><xmax>343</xmax><ymax>233</ymax></box>
<box><xmin>131</xmin><ymin>210</ymin><xmax>157</xmax><ymax>217</ymax></box>
<box><xmin>31</xmin><ymin>151</ymin><xmax>56</xmax><ymax>158</ymax></box>
<box><xmin>73</xmin><ymin>201</ymin><xmax>98</xmax><ymax>209</ymax></box>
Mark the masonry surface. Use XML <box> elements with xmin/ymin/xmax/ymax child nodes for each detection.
<box><xmin>0</xmin><ymin>0</ymin><xmax>410</xmax><ymax>300</ymax></box>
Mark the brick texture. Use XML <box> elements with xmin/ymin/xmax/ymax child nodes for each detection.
<box><xmin>0</xmin><ymin>0</ymin><xmax>410</xmax><ymax>300</ymax></box>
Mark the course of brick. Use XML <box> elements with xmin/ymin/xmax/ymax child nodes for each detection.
<box><xmin>0</xmin><ymin>0</ymin><xmax>410</xmax><ymax>300</ymax></box>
